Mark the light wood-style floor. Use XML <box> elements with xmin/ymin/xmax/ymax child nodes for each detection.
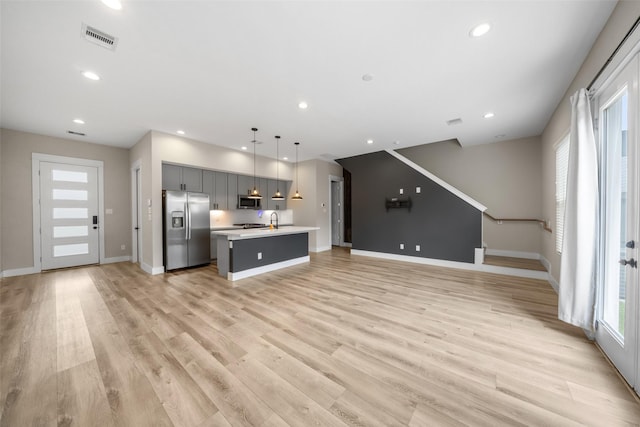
<box><xmin>483</xmin><ymin>255</ymin><xmax>548</xmax><ymax>271</ymax></box>
<box><xmin>1</xmin><ymin>248</ymin><xmax>638</xmax><ymax>426</ymax></box>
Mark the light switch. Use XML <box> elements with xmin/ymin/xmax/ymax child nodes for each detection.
<box><xmin>400</xmin><ymin>243</ymin><xmax>404</xmax><ymax>250</ymax></box>
<box><xmin>416</xmin><ymin>245</ymin><xmax>421</xmax><ymax>252</ymax></box>
<box><xmin>399</xmin><ymin>188</ymin><xmax>404</xmax><ymax>195</ymax></box>
<box><xmin>106</xmin><ymin>208</ymin><xmax>113</xmax><ymax>215</ymax></box>
<box><xmin>257</xmin><ymin>252</ymin><xmax>262</xmax><ymax>260</ymax></box>
<box><xmin>416</xmin><ymin>187</ymin><xmax>421</xmax><ymax>193</ymax></box>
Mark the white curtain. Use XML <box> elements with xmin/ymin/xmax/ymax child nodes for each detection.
<box><xmin>559</xmin><ymin>88</ymin><xmax>599</xmax><ymax>330</ymax></box>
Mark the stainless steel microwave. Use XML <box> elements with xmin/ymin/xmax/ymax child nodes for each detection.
<box><xmin>237</xmin><ymin>194</ymin><xmax>262</xmax><ymax>209</ymax></box>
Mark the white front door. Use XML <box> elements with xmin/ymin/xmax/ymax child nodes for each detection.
<box><xmin>595</xmin><ymin>54</ymin><xmax>639</xmax><ymax>390</ymax></box>
<box><xmin>40</xmin><ymin>162</ymin><xmax>100</xmax><ymax>269</ymax></box>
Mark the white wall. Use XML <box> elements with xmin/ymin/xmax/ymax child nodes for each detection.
<box><xmin>292</xmin><ymin>159</ymin><xmax>343</xmax><ymax>252</ymax></box>
<box><xmin>541</xmin><ymin>1</ymin><xmax>640</xmax><ymax>281</ymax></box>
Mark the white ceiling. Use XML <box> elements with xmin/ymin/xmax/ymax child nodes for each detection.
<box><xmin>1</xmin><ymin>0</ymin><xmax>616</xmax><ymax>161</ymax></box>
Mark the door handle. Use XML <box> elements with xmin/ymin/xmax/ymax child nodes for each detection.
<box><xmin>619</xmin><ymin>258</ymin><xmax>637</xmax><ymax>268</ymax></box>
<box><xmin>626</xmin><ymin>240</ymin><xmax>635</xmax><ymax>249</ymax></box>
<box><xmin>93</xmin><ymin>215</ymin><xmax>98</xmax><ymax>229</ymax></box>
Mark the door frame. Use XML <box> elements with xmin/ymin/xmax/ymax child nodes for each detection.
<box><xmin>592</xmin><ymin>54</ymin><xmax>639</xmax><ymax>393</ymax></box>
<box><xmin>131</xmin><ymin>159</ymin><xmax>142</xmax><ymax>264</ymax></box>
<box><xmin>329</xmin><ymin>175</ymin><xmax>345</xmax><ymax>247</ymax></box>
<box><xmin>32</xmin><ymin>153</ymin><xmax>105</xmax><ymax>272</ymax></box>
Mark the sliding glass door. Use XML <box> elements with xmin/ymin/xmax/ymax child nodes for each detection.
<box><xmin>595</xmin><ymin>54</ymin><xmax>638</xmax><ymax>390</ymax></box>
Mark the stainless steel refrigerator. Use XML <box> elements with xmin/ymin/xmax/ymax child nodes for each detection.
<box><xmin>163</xmin><ymin>190</ymin><xmax>210</xmax><ymax>271</ymax></box>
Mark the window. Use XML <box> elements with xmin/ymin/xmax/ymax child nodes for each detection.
<box><xmin>555</xmin><ymin>134</ymin><xmax>570</xmax><ymax>253</ymax></box>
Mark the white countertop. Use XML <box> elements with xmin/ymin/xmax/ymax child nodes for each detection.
<box><xmin>211</xmin><ymin>226</ymin><xmax>319</xmax><ymax>240</ymax></box>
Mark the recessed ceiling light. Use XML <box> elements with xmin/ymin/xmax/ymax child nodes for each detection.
<box><xmin>470</xmin><ymin>23</ymin><xmax>491</xmax><ymax>37</ymax></box>
<box><xmin>82</xmin><ymin>71</ymin><xmax>100</xmax><ymax>81</ymax></box>
<box><xmin>367</xmin><ymin>139</ymin><xmax>374</xmax><ymax>145</ymax></box>
<box><xmin>298</xmin><ymin>101</ymin><xmax>308</xmax><ymax>109</ymax></box>
<box><xmin>394</xmin><ymin>141</ymin><xmax>400</xmax><ymax>145</ymax></box>
<box><xmin>362</xmin><ymin>74</ymin><xmax>374</xmax><ymax>82</ymax></box>
<box><xmin>495</xmin><ymin>134</ymin><xmax>506</xmax><ymax>139</ymax></box>
<box><xmin>483</xmin><ymin>112</ymin><xmax>495</xmax><ymax>119</ymax></box>
<box><xmin>73</xmin><ymin>118</ymin><xmax>85</xmax><ymax>124</ymax></box>
<box><xmin>241</xmin><ymin>146</ymin><xmax>248</xmax><ymax>151</ymax></box>
<box><xmin>177</xmin><ymin>130</ymin><xmax>185</xmax><ymax>135</ymax></box>
<box><xmin>101</xmin><ymin>0</ymin><xmax>122</xmax><ymax>10</ymax></box>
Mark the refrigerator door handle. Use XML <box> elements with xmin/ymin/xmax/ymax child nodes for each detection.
<box><xmin>185</xmin><ymin>202</ymin><xmax>189</xmax><ymax>240</ymax></box>
<box><xmin>187</xmin><ymin>200</ymin><xmax>192</xmax><ymax>240</ymax></box>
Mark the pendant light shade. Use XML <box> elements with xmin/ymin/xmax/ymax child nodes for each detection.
<box><xmin>272</xmin><ymin>135</ymin><xmax>285</xmax><ymax>200</ymax></box>
<box><xmin>292</xmin><ymin>142</ymin><xmax>303</xmax><ymax>200</ymax></box>
<box><xmin>248</xmin><ymin>127</ymin><xmax>262</xmax><ymax>199</ymax></box>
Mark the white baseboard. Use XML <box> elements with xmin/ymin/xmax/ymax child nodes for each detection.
<box><xmin>485</xmin><ymin>249</ymin><xmax>541</xmax><ymax>260</ymax></box>
<box><xmin>343</xmin><ymin>242</ymin><xmax>353</xmax><ymax>248</ymax></box>
<box><xmin>141</xmin><ymin>262</ymin><xmax>164</xmax><ymax>275</ymax></box>
<box><xmin>2</xmin><ymin>266</ymin><xmax>39</xmax><ymax>278</ymax></box>
<box><xmin>103</xmin><ymin>256</ymin><xmax>131</xmax><ymax>264</ymax></box>
<box><xmin>311</xmin><ymin>245</ymin><xmax>332</xmax><ymax>253</ymax></box>
<box><xmin>227</xmin><ymin>256</ymin><xmax>310</xmax><ymax>281</ymax></box>
<box><xmin>351</xmin><ymin>250</ymin><xmax>549</xmax><ymax>280</ymax></box>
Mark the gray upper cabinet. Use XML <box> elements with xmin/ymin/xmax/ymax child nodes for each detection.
<box><xmin>237</xmin><ymin>174</ymin><xmax>253</xmax><ymax>197</ymax></box>
<box><xmin>227</xmin><ymin>174</ymin><xmax>238</xmax><ymax>209</ymax></box>
<box><xmin>214</xmin><ymin>172</ymin><xmax>228</xmax><ymax>210</ymax></box>
<box><xmin>266</xmin><ymin>179</ymin><xmax>291</xmax><ymax>210</ymax></box>
<box><xmin>162</xmin><ymin>164</ymin><xmax>202</xmax><ymax>192</ymax></box>
<box><xmin>203</xmin><ymin>170</ymin><xmax>230</xmax><ymax>210</ymax></box>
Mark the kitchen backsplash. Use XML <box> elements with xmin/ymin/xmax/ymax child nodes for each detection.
<box><xmin>210</xmin><ymin>209</ymin><xmax>294</xmax><ymax>227</ymax></box>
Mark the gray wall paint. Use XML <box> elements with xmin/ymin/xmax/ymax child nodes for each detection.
<box><xmin>338</xmin><ymin>151</ymin><xmax>482</xmax><ymax>263</ymax></box>
<box><xmin>230</xmin><ymin>233</ymin><xmax>308</xmax><ymax>272</ymax></box>
<box><xmin>398</xmin><ymin>137</ymin><xmax>543</xmax><ymax>254</ymax></box>
<box><xmin>1</xmin><ymin>128</ymin><xmax>131</xmax><ymax>271</ymax></box>
<box><xmin>540</xmin><ymin>1</ymin><xmax>640</xmax><ymax>282</ymax></box>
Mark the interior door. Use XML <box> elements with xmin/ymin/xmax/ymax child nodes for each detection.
<box><xmin>596</xmin><ymin>55</ymin><xmax>638</xmax><ymax>390</ymax></box>
<box><xmin>40</xmin><ymin>162</ymin><xmax>100</xmax><ymax>269</ymax></box>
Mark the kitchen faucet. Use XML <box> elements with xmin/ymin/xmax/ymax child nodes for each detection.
<box><xmin>270</xmin><ymin>211</ymin><xmax>279</xmax><ymax>229</ymax></box>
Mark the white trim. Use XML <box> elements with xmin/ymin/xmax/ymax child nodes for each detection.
<box><xmin>311</xmin><ymin>245</ymin><xmax>332</xmax><ymax>253</ymax></box>
<box><xmin>474</xmin><ymin>248</ymin><xmax>485</xmax><ymax>265</ymax></box>
<box><xmin>32</xmin><ymin>153</ymin><xmax>105</xmax><ymax>274</ymax></box>
<box><xmin>2</xmin><ymin>266</ymin><xmax>40</xmax><ymax>278</ymax></box>
<box><xmin>590</xmin><ymin>32</ymin><xmax>640</xmax><ymax>97</ymax></box>
<box><xmin>103</xmin><ymin>256</ymin><xmax>131</xmax><ymax>264</ymax></box>
<box><xmin>485</xmin><ymin>249</ymin><xmax>541</xmax><ymax>260</ymax></box>
<box><xmin>539</xmin><ymin>255</ymin><xmax>551</xmax><ymax>272</ymax></box>
<box><xmin>140</xmin><ymin>262</ymin><xmax>164</xmax><ymax>275</ymax></box>
<box><xmin>131</xmin><ymin>159</ymin><xmax>142</xmax><ymax>264</ymax></box>
<box><xmin>385</xmin><ymin>149</ymin><xmax>487</xmax><ymax>211</ymax></box>
<box><xmin>227</xmin><ymin>255</ymin><xmax>310</xmax><ymax>281</ymax></box>
<box><xmin>351</xmin><ymin>249</ymin><xmax>549</xmax><ymax>280</ymax></box>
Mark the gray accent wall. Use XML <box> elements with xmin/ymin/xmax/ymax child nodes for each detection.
<box><xmin>337</xmin><ymin>151</ymin><xmax>481</xmax><ymax>263</ymax></box>
<box><xmin>230</xmin><ymin>233</ymin><xmax>308</xmax><ymax>272</ymax></box>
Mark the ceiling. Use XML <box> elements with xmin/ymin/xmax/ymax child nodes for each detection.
<box><xmin>1</xmin><ymin>0</ymin><xmax>617</xmax><ymax>162</ymax></box>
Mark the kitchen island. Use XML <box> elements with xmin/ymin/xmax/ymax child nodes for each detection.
<box><xmin>211</xmin><ymin>226</ymin><xmax>319</xmax><ymax>281</ymax></box>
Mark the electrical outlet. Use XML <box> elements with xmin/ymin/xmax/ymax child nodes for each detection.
<box><xmin>400</xmin><ymin>243</ymin><xmax>404</xmax><ymax>250</ymax></box>
<box><xmin>399</xmin><ymin>188</ymin><xmax>404</xmax><ymax>195</ymax></box>
<box><xmin>121</xmin><ymin>244</ymin><xmax>125</xmax><ymax>250</ymax></box>
<box><xmin>416</xmin><ymin>245</ymin><xmax>421</xmax><ymax>252</ymax></box>
<box><xmin>257</xmin><ymin>252</ymin><xmax>262</xmax><ymax>260</ymax></box>
<box><xmin>416</xmin><ymin>187</ymin><xmax>421</xmax><ymax>193</ymax></box>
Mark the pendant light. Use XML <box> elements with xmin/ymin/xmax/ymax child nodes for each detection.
<box><xmin>272</xmin><ymin>135</ymin><xmax>284</xmax><ymax>200</ymax></box>
<box><xmin>292</xmin><ymin>142</ymin><xmax>303</xmax><ymax>200</ymax></box>
<box><xmin>248</xmin><ymin>127</ymin><xmax>262</xmax><ymax>199</ymax></box>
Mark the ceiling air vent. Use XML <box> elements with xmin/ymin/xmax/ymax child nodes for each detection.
<box><xmin>67</xmin><ymin>130</ymin><xmax>86</xmax><ymax>136</ymax></box>
<box><xmin>446</xmin><ymin>118</ymin><xmax>463</xmax><ymax>126</ymax></box>
<box><xmin>81</xmin><ymin>23</ymin><xmax>118</xmax><ymax>51</ymax></box>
